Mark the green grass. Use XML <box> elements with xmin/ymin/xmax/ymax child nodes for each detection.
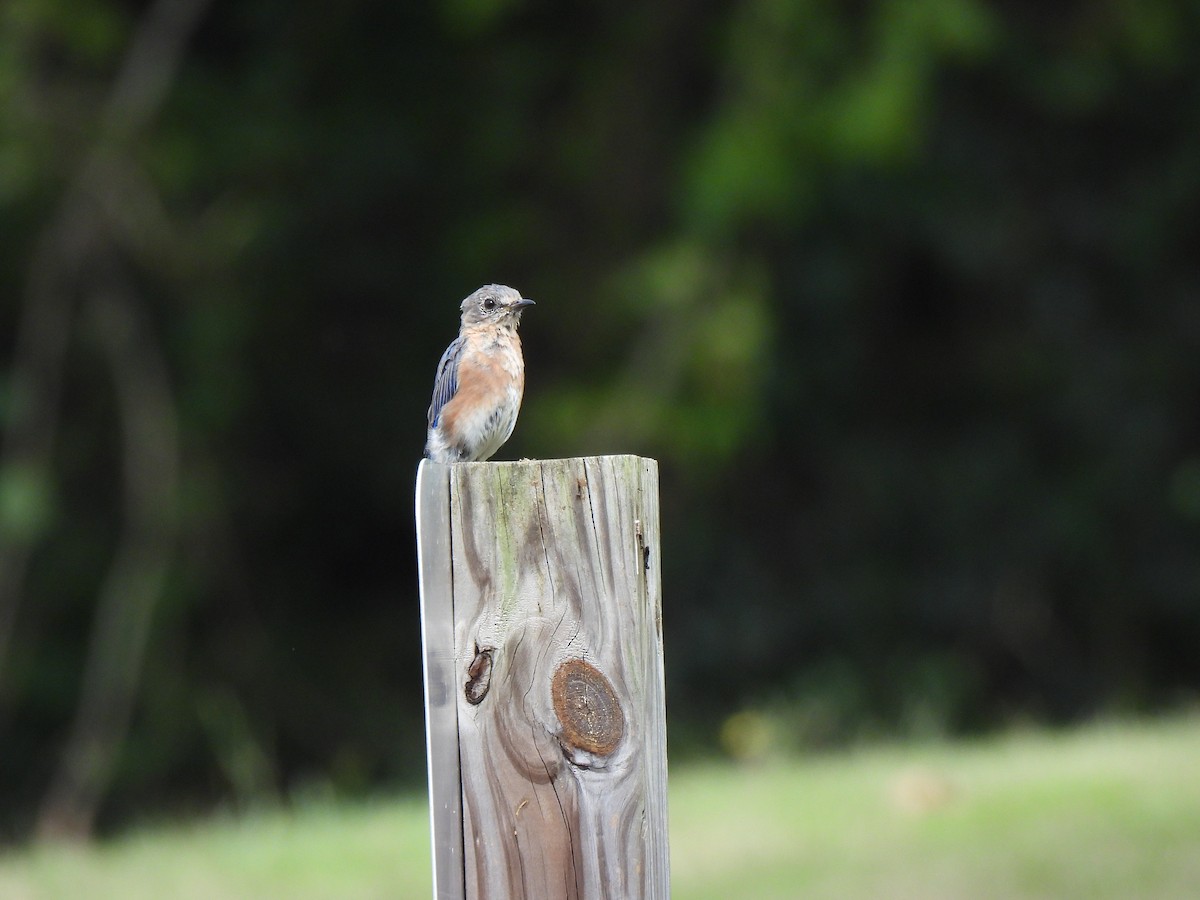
<box><xmin>2</xmin><ymin>716</ymin><xmax>1199</xmax><ymax>898</ymax></box>
<box><xmin>670</xmin><ymin>716</ymin><xmax>1200</xmax><ymax>899</ymax></box>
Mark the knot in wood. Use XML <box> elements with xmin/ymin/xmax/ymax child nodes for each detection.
<box><xmin>551</xmin><ymin>658</ymin><xmax>624</xmax><ymax>757</ymax></box>
<box><xmin>464</xmin><ymin>646</ymin><xmax>494</xmax><ymax>705</ymax></box>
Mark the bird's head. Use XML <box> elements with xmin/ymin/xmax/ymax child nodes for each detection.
<box><xmin>459</xmin><ymin>284</ymin><xmax>535</xmax><ymax>328</ymax></box>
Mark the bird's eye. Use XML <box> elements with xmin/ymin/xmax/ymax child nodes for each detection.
<box><xmin>482</xmin><ymin>297</ymin><xmax>496</xmax><ymax>310</ymax></box>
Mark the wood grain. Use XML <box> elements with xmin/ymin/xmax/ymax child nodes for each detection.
<box><xmin>438</xmin><ymin>456</ymin><xmax>668</xmax><ymax>900</ymax></box>
<box><xmin>416</xmin><ymin>459</ymin><xmax>466</xmax><ymax>900</ymax></box>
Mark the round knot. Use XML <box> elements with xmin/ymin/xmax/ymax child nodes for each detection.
<box><xmin>551</xmin><ymin>658</ymin><xmax>624</xmax><ymax>757</ymax></box>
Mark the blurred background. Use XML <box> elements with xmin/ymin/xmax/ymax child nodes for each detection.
<box><xmin>1</xmin><ymin>0</ymin><xmax>1199</xmax><ymax>845</ymax></box>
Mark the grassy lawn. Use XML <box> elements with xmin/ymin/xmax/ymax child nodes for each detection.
<box><xmin>2</xmin><ymin>716</ymin><xmax>1198</xmax><ymax>898</ymax></box>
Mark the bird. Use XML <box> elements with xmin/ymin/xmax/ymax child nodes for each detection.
<box><xmin>425</xmin><ymin>284</ymin><xmax>535</xmax><ymax>464</ymax></box>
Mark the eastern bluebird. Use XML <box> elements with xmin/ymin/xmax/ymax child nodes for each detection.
<box><xmin>425</xmin><ymin>284</ymin><xmax>535</xmax><ymax>463</ymax></box>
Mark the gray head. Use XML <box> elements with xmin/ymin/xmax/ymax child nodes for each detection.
<box><xmin>459</xmin><ymin>284</ymin><xmax>535</xmax><ymax>328</ymax></box>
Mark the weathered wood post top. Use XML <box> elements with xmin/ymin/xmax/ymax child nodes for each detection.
<box><xmin>416</xmin><ymin>455</ymin><xmax>668</xmax><ymax>900</ymax></box>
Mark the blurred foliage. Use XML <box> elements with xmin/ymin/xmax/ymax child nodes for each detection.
<box><xmin>1</xmin><ymin>0</ymin><xmax>1199</xmax><ymax>836</ymax></box>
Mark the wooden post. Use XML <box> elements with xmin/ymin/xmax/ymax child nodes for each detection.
<box><xmin>416</xmin><ymin>456</ymin><xmax>668</xmax><ymax>900</ymax></box>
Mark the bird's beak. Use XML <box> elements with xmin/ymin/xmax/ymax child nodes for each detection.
<box><xmin>511</xmin><ymin>298</ymin><xmax>535</xmax><ymax>309</ymax></box>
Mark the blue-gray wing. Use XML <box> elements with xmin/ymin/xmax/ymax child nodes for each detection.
<box><xmin>427</xmin><ymin>337</ymin><xmax>464</xmax><ymax>427</ymax></box>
